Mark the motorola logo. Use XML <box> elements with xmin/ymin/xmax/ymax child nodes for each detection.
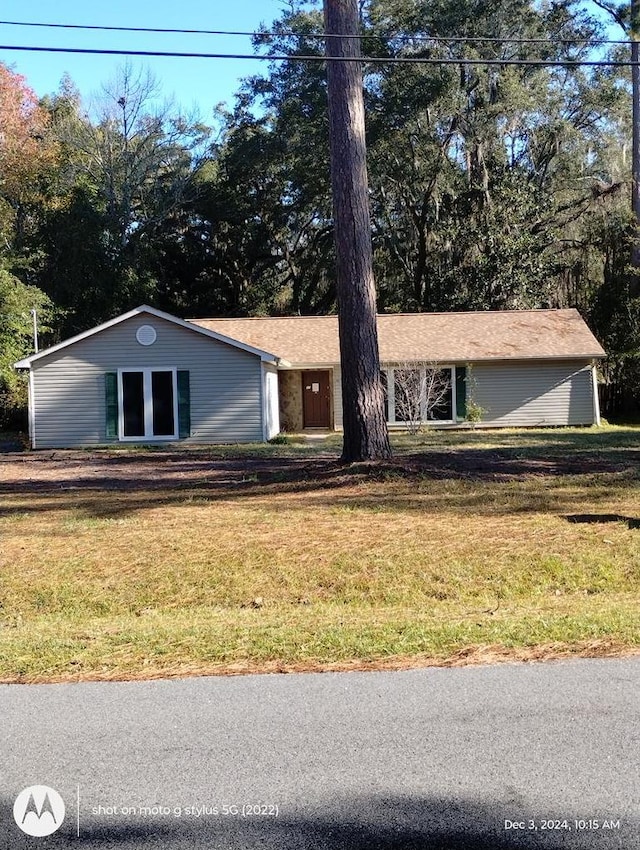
<box><xmin>13</xmin><ymin>785</ymin><xmax>66</xmax><ymax>837</ymax></box>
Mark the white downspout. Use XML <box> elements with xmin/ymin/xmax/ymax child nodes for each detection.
<box><xmin>28</xmin><ymin>369</ymin><xmax>36</xmax><ymax>448</ymax></box>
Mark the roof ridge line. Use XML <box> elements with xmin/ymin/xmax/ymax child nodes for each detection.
<box><xmin>190</xmin><ymin>308</ymin><xmax>577</xmax><ymax>322</ymax></box>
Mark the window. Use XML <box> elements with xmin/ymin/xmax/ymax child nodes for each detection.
<box><xmin>425</xmin><ymin>369</ymin><xmax>453</xmax><ymax>421</ymax></box>
<box><xmin>119</xmin><ymin>368</ymin><xmax>178</xmax><ymax>440</ymax></box>
<box><xmin>382</xmin><ymin>366</ymin><xmax>456</xmax><ymax>424</ymax></box>
<box><xmin>122</xmin><ymin>371</ymin><xmax>145</xmax><ymax>436</ymax></box>
<box><xmin>394</xmin><ymin>368</ymin><xmax>422</xmax><ymax>424</ymax></box>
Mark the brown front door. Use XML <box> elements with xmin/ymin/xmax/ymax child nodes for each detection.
<box><xmin>302</xmin><ymin>371</ymin><xmax>331</xmax><ymax>428</ymax></box>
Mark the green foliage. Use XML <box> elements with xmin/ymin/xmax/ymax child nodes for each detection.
<box><xmin>267</xmin><ymin>433</ymin><xmax>293</xmax><ymax>445</ymax></box>
<box><xmin>582</xmin><ymin>208</ymin><xmax>640</xmax><ymax>418</ymax></box>
<box><xmin>0</xmin><ymin>4</ymin><xmax>637</xmax><ymax>420</ymax></box>
<box><xmin>365</xmin><ymin>0</ymin><xmax>626</xmax><ymax>312</ymax></box>
<box><xmin>465</xmin><ymin>400</ymin><xmax>486</xmax><ymax>425</ymax></box>
<box><xmin>31</xmin><ymin>67</ymin><xmax>212</xmax><ymax>334</ymax></box>
<box><xmin>0</xmin><ymin>266</ymin><xmax>54</xmax><ymax>427</ymax></box>
<box><xmin>462</xmin><ymin>366</ymin><xmax>486</xmax><ymax>425</ymax></box>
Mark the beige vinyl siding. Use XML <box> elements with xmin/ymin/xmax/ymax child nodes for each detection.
<box><xmin>322</xmin><ymin>360</ymin><xmax>595</xmax><ymax>432</ymax></box>
<box><xmin>31</xmin><ymin>315</ymin><xmax>264</xmax><ymax>448</ymax></box>
<box><xmin>472</xmin><ymin>360</ymin><xmax>596</xmax><ymax>427</ymax></box>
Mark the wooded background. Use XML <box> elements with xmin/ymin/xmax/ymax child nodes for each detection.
<box><xmin>2</xmin><ymin>0</ymin><xmax>639</xmax><ymax>426</ymax></box>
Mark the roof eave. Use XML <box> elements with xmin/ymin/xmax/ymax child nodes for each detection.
<box><xmin>460</xmin><ymin>352</ymin><xmax>606</xmax><ymax>362</ymax></box>
<box><xmin>274</xmin><ymin>353</ymin><xmax>605</xmax><ymax>369</ymax></box>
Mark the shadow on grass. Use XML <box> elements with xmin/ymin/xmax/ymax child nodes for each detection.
<box><xmin>1</xmin><ymin>445</ymin><xmax>640</xmax><ymax>521</ymax></box>
<box><xmin>566</xmin><ymin>513</ymin><xmax>640</xmax><ymax>529</ymax></box>
<box><xmin>396</xmin><ymin>426</ymin><xmax>640</xmax><ymax>453</ymax></box>
<box><xmin>0</xmin><ymin>447</ymin><xmax>637</xmax><ymax>489</ymax></box>
<box><xmin>1</xmin><ymin>793</ymin><xmax>633</xmax><ymax>849</ymax></box>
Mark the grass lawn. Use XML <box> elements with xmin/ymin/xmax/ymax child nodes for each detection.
<box><xmin>1</xmin><ymin>425</ymin><xmax>639</xmax><ymax>683</ymax></box>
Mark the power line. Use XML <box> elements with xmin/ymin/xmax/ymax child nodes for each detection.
<box><xmin>0</xmin><ymin>19</ymin><xmax>632</xmax><ymax>47</ymax></box>
<box><xmin>0</xmin><ymin>43</ymin><xmax>636</xmax><ymax>67</ymax></box>
<box><xmin>0</xmin><ymin>20</ymin><xmax>267</xmax><ymax>37</ymax></box>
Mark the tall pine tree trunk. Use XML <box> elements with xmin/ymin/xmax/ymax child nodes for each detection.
<box><xmin>632</xmin><ymin>0</ymin><xmax>640</xmax><ymax>276</ymax></box>
<box><xmin>324</xmin><ymin>0</ymin><xmax>391</xmax><ymax>462</ymax></box>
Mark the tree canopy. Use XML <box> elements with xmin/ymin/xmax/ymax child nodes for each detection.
<box><xmin>1</xmin><ymin>0</ymin><xmax>640</xmax><ymax>423</ymax></box>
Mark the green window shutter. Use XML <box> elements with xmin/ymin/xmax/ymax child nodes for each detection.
<box><xmin>105</xmin><ymin>372</ymin><xmax>118</xmax><ymax>438</ymax></box>
<box><xmin>177</xmin><ymin>370</ymin><xmax>191</xmax><ymax>438</ymax></box>
<box><xmin>455</xmin><ymin>366</ymin><xmax>467</xmax><ymax>420</ymax></box>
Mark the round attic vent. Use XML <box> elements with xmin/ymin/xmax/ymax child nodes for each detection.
<box><xmin>136</xmin><ymin>324</ymin><xmax>157</xmax><ymax>346</ymax></box>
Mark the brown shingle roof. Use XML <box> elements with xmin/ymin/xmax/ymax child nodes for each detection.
<box><xmin>189</xmin><ymin>309</ymin><xmax>605</xmax><ymax>366</ymax></box>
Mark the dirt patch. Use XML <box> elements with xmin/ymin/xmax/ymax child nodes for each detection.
<box><xmin>0</xmin><ymin>446</ymin><xmax>632</xmax><ymax>498</ymax></box>
<box><xmin>0</xmin><ymin>451</ymin><xmax>335</xmax><ymax>494</ymax></box>
<box><xmin>383</xmin><ymin>450</ymin><xmax>629</xmax><ymax>480</ymax></box>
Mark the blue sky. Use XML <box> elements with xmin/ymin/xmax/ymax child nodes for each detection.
<box><xmin>0</xmin><ymin>1</ymin><xmax>624</xmax><ymax>121</ymax></box>
<box><xmin>0</xmin><ymin>1</ymin><xmax>301</xmax><ymax>119</ymax></box>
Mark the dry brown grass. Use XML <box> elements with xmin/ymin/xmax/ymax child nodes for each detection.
<box><xmin>1</xmin><ymin>427</ymin><xmax>640</xmax><ymax>682</ymax></box>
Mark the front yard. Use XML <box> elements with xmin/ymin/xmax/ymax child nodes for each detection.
<box><xmin>1</xmin><ymin>426</ymin><xmax>639</xmax><ymax>683</ymax></box>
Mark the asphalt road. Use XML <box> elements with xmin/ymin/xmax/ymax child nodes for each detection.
<box><xmin>0</xmin><ymin>657</ymin><xmax>638</xmax><ymax>849</ymax></box>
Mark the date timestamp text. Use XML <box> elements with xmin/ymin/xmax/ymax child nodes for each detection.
<box><xmin>504</xmin><ymin>819</ymin><xmax>621</xmax><ymax>832</ymax></box>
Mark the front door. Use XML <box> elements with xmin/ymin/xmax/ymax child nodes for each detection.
<box><xmin>302</xmin><ymin>371</ymin><xmax>331</xmax><ymax>428</ymax></box>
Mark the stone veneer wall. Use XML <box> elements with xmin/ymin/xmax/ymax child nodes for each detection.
<box><xmin>279</xmin><ymin>370</ymin><xmax>304</xmax><ymax>432</ymax></box>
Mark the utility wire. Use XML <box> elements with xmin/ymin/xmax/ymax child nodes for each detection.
<box><xmin>0</xmin><ymin>19</ymin><xmax>632</xmax><ymax>47</ymax></box>
<box><xmin>0</xmin><ymin>44</ymin><xmax>636</xmax><ymax>67</ymax></box>
<box><xmin>0</xmin><ymin>20</ymin><xmax>265</xmax><ymax>37</ymax></box>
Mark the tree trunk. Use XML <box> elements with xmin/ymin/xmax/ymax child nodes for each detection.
<box><xmin>632</xmin><ymin>1</ymin><xmax>640</xmax><ymax>277</ymax></box>
<box><xmin>324</xmin><ymin>0</ymin><xmax>391</xmax><ymax>462</ymax></box>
